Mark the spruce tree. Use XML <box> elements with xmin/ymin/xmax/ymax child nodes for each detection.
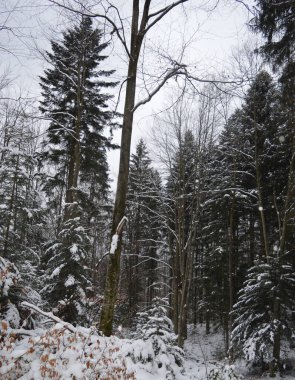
<box><xmin>198</xmin><ymin>72</ymin><xmax>288</xmax><ymax>349</ymax></box>
<box><xmin>252</xmin><ymin>0</ymin><xmax>295</xmax><ymax>67</ymax></box>
<box><xmin>39</xmin><ymin>16</ymin><xmax>118</xmax><ymax>323</ymax></box>
<box><xmin>231</xmin><ymin>256</ymin><xmax>295</xmax><ymax>371</ymax></box>
<box><xmin>130</xmin><ymin>297</ymin><xmax>183</xmax><ymax>378</ymax></box>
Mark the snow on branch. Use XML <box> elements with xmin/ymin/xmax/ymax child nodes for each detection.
<box><xmin>110</xmin><ymin>216</ymin><xmax>128</xmax><ymax>255</ymax></box>
<box><xmin>21</xmin><ymin>302</ymin><xmax>77</xmax><ymax>333</ymax></box>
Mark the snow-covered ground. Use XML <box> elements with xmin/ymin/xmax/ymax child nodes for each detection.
<box><xmin>182</xmin><ymin>325</ymin><xmax>295</xmax><ymax>380</ymax></box>
<box><xmin>1</xmin><ymin>322</ymin><xmax>294</xmax><ymax>379</ymax></box>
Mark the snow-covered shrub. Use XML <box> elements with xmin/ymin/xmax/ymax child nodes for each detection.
<box><xmin>0</xmin><ymin>256</ymin><xmax>41</xmax><ymax>329</ymax></box>
<box><xmin>127</xmin><ymin>297</ymin><xmax>184</xmax><ymax>379</ymax></box>
<box><xmin>208</xmin><ymin>364</ymin><xmax>243</xmax><ymax>380</ymax></box>
<box><xmin>0</xmin><ymin>256</ymin><xmax>21</xmax><ymax>328</ymax></box>
<box><xmin>0</xmin><ymin>322</ymin><xmax>135</xmax><ymax>379</ymax></box>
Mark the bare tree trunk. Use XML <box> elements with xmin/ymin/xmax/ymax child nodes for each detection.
<box><xmin>3</xmin><ymin>156</ymin><xmax>19</xmax><ymax>258</ymax></box>
<box><xmin>254</xmin><ymin>114</ymin><xmax>269</xmax><ymax>261</ymax></box>
<box><xmin>64</xmin><ymin>58</ymin><xmax>83</xmax><ymax>222</ymax></box>
<box><xmin>99</xmin><ymin>0</ymin><xmax>141</xmax><ymax>336</ymax></box>
<box><xmin>227</xmin><ymin>195</ymin><xmax>235</xmax><ymax>360</ymax></box>
<box><xmin>278</xmin><ymin>134</ymin><xmax>295</xmax><ymax>258</ymax></box>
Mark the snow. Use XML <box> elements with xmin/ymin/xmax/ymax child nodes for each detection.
<box><xmin>70</xmin><ymin>243</ymin><xmax>79</xmax><ymax>254</ymax></box>
<box><xmin>64</xmin><ymin>275</ymin><xmax>75</xmax><ymax>287</ymax></box>
<box><xmin>1</xmin><ymin>321</ymin><xmax>295</xmax><ymax>379</ymax></box>
<box><xmin>110</xmin><ymin>233</ymin><xmax>119</xmax><ymax>254</ymax></box>
<box><xmin>23</xmin><ymin>207</ymin><xmax>33</xmax><ymax>218</ymax></box>
<box><xmin>4</xmin><ymin>303</ymin><xmax>20</xmax><ymax>328</ymax></box>
<box><xmin>51</xmin><ymin>264</ymin><xmax>65</xmax><ymax>278</ymax></box>
<box><xmin>0</xmin><ymin>257</ymin><xmax>20</xmax><ymax>296</ymax></box>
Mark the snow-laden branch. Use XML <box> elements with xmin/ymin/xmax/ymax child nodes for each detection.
<box><xmin>21</xmin><ymin>302</ymin><xmax>77</xmax><ymax>333</ymax></box>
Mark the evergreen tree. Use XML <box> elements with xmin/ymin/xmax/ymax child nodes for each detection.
<box><xmin>252</xmin><ymin>3</ymin><xmax>295</xmax><ymax>267</ymax></box>
<box><xmin>197</xmin><ymin>72</ymin><xmax>289</xmax><ymax>351</ymax></box>
<box><xmin>130</xmin><ymin>297</ymin><xmax>183</xmax><ymax>378</ymax></box>
<box><xmin>165</xmin><ymin>129</ymin><xmax>199</xmax><ymax>346</ymax></box>
<box><xmin>231</xmin><ymin>257</ymin><xmax>295</xmax><ymax>372</ymax></box>
<box><xmin>0</xmin><ymin>100</ymin><xmax>44</xmax><ymax>291</ymax></box>
<box><xmin>39</xmin><ymin>16</ymin><xmax>118</xmax><ymax>323</ymax></box>
<box><xmin>220</xmin><ymin>71</ymin><xmax>295</xmax><ymax>374</ymax></box>
<box><xmin>252</xmin><ymin>0</ymin><xmax>295</xmax><ymax>67</ymax></box>
<box><xmin>122</xmin><ymin>139</ymin><xmax>162</xmax><ymax>318</ymax></box>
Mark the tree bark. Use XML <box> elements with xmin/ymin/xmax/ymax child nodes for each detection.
<box><xmin>98</xmin><ymin>0</ymin><xmax>189</xmax><ymax>336</ymax></box>
<box><xmin>254</xmin><ymin>113</ymin><xmax>269</xmax><ymax>261</ymax></box>
<box><xmin>3</xmin><ymin>158</ymin><xmax>18</xmax><ymax>258</ymax></box>
<box><xmin>64</xmin><ymin>57</ymin><xmax>84</xmax><ymax>222</ymax></box>
<box><xmin>99</xmin><ymin>0</ymin><xmax>141</xmax><ymax>336</ymax></box>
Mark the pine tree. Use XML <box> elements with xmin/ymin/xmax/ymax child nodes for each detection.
<box><xmin>231</xmin><ymin>256</ymin><xmax>295</xmax><ymax>372</ymax></box>
<box><xmin>39</xmin><ymin>16</ymin><xmax>118</xmax><ymax>323</ymax></box>
<box><xmin>252</xmin><ymin>3</ymin><xmax>295</xmax><ymax>269</ymax></box>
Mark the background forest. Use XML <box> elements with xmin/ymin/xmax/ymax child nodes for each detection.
<box><xmin>0</xmin><ymin>1</ymin><xmax>295</xmax><ymax>379</ymax></box>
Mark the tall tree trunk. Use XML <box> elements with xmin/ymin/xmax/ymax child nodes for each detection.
<box><xmin>270</xmin><ymin>131</ymin><xmax>295</xmax><ymax>375</ymax></box>
<box><xmin>98</xmin><ymin>0</ymin><xmax>189</xmax><ymax>336</ymax></box>
<box><xmin>254</xmin><ymin>114</ymin><xmax>269</xmax><ymax>261</ymax></box>
<box><xmin>228</xmin><ymin>195</ymin><xmax>235</xmax><ymax>360</ymax></box>
<box><xmin>64</xmin><ymin>59</ymin><xmax>83</xmax><ymax>222</ymax></box>
<box><xmin>3</xmin><ymin>156</ymin><xmax>19</xmax><ymax>258</ymax></box>
<box><xmin>99</xmin><ymin>0</ymin><xmax>141</xmax><ymax>336</ymax></box>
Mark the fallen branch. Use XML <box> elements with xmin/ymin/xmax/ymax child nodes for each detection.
<box><xmin>21</xmin><ymin>302</ymin><xmax>77</xmax><ymax>333</ymax></box>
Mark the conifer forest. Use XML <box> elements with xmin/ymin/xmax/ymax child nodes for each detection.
<box><xmin>0</xmin><ymin>1</ymin><xmax>295</xmax><ymax>379</ymax></box>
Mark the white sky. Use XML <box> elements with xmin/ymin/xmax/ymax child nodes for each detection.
<box><xmin>0</xmin><ymin>0</ymin><xmax>256</xmax><ymax>190</ymax></box>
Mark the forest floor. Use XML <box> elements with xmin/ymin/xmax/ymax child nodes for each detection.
<box><xmin>1</xmin><ymin>322</ymin><xmax>295</xmax><ymax>379</ymax></box>
<box><xmin>181</xmin><ymin>325</ymin><xmax>295</xmax><ymax>380</ymax></box>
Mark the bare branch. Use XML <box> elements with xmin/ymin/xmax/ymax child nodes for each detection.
<box><xmin>144</xmin><ymin>0</ymin><xmax>189</xmax><ymax>35</ymax></box>
<box><xmin>48</xmin><ymin>0</ymin><xmax>130</xmax><ymax>58</ymax></box>
<box><xmin>234</xmin><ymin>0</ymin><xmax>255</xmax><ymax>14</ymax></box>
<box><xmin>132</xmin><ymin>64</ymin><xmax>186</xmax><ymax>112</ymax></box>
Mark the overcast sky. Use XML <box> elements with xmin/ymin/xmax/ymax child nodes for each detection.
<box><xmin>0</xmin><ymin>0</ymin><xmax>256</xmax><ymax>189</ymax></box>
